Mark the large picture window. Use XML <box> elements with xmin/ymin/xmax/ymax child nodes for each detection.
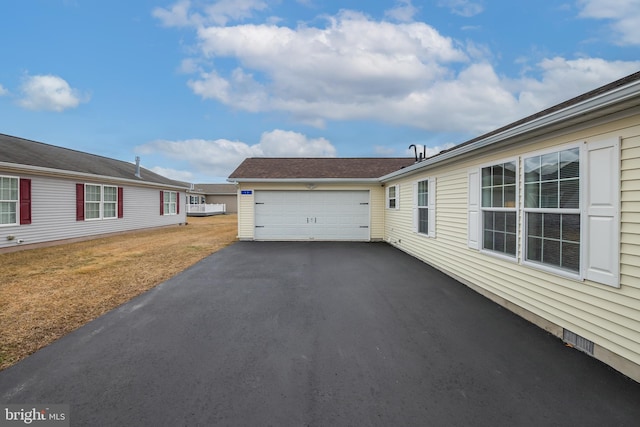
<box><xmin>481</xmin><ymin>161</ymin><xmax>517</xmax><ymax>257</ymax></box>
<box><xmin>524</xmin><ymin>147</ymin><xmax>580</xmax><ymax>272</ymax></box>
<box><xmin>0</xmin><ymin>176</ymin><xmax>18</xmax><ymax>225</ymax></box>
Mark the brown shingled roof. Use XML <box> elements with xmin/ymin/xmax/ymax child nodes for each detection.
<box><xmin>229</xmin><ymin>157</ymin><xmax>414</xmax><ymax>179</ymax></box>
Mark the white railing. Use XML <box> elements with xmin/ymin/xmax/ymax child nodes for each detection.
<box><xmin>186</xmin><ymin>203</ymin><xmax>226</xmax><ymax>214</ymax></box>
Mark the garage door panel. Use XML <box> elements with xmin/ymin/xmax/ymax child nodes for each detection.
<box><xmin>254</xmin><ymin>190</ymin><xmax>370</xmax><ymax>241</ymax></box>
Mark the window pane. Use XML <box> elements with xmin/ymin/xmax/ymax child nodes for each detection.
<box><xmin>543</xmin><ymin>213</ymin><xmax>561</xmax><ymax>240</ymax></box>
<box><xmin>104</xmin><ymin>186</ymin><xmax>117</xmax><ymax>202</ymax></box>
<box><xmin>482</xmin><ymin>188</ymin><xmax>491</xmax><ymax>207</ymax></box>
<box><xmin>0</xmin><ymin>201</ymin><xmax>17</xmax><ymax>224</ymax></box>
<box><xmin>504</xmin><ymin>184</ymin><xmax>516</xmax><ymax>207</ymax></box>
<box><xmin>388</xmin><ymin>186</ymin><xmax>395</xmax><ymax>198</ymax></box>
<box><xmin>562</xmin><ymin>242</ymin><xmax>580</xmax><ymax>272</ymax></box>
<box><xmin>525</xmin><ymin>156</ymin><xmax>540</xmax><ymax>183</ymax></box>
<box><xmin>528</xmin><ymin>213</ymin><xmax>542</xmax><ymax>237</ymax></box>
<box><xmin>389</xmin><ymin>199</ymin><xmax>396</xmax><ymax>209</ymax></box>
<box><xmin>495</xmin><ymin>231</ymin><xmax>505</xmax><ymax>253</ymax></box>
<box><xmin>560</xmin><ymin>179</ymin><xmax>579</xmax><ymax>209</ymax></box>
<box><xmin>562</xmin><ymin>214</ymin><xmax>581</xmax><ymax>242</ymax></box>
<box><xmin>492</xmin><ymin>186</ymin><xmax>502</xmax><ymax>208</ymax></box>
<box><xmin>104</xmin><ymin>203</ymin><xmax>116</xmax><ymax>218</ymax></box>
<box><xmin>541</xmin><ymin>152</ymin><xmax>559</xmax><ymax>181</ymax></box>
<box><xmin>527</xmin><ymin>236</ymin><xmax>542</xmax><ymax>262</ymax></box>
<box><xmin>525</xmin><ymin>183</ymin><xmax>539</xmax><ymax>208</ymax></box>
<box><xmin>86</xmin><ymin>185</ymin><xmax>101</xmax><ymax>202</ymax></box>
<box><xmin>504</xmin><ymin>162</ymin><xmax>516</xmax><ymax>185</ymax></box>
<box><xmin>492</xmin><ymin>165</ymin><xmax>503</xmax><ymax>186</ymax></box>
<box><xmin>482</xmin><ymin>167</ymin><xmax>492</xmax><ymax>186</ymax></box>
<box><xmin>560</xmin><ymin>148</ymin><xmax>580</xmax><ymax>179</ymax></box>
<box><xmin>418</xmin><ymin>207</ymin><xmax>428</xmax><ymax>233</ymax></box>
<box><xmin>505</xmin><ymin>212</ymin><xmax>516</xmax><ymax>233</ymax></box>
<box><xmin>484</xmin><ymin>211</ymin><xmax>494</xmax><ymax>231</ymax></box>
<box><xmin>86</xmin><ymin>203</ymin><xmax>100</xmax><ymax>219</ymax></box>
<box><xmin>484</xmin><ymin>230</ymin><xmax>494</xmax><ymax>250</ymax></box>
<box><xmin>540</xmin><ymin>181</ymin><xmax>558</xmax><ymax>208</ymax></box>
<box><xmin>543</xmin><ymin>239</ymin><xmax>561</xmax><ymax>266</ymax></box>
<box><xmin>418</xmin><ymin>180</ymin><xmax>428</xmax><ymax>207</ymax></box>
<box><xmin>495</xmin><ymin>211</ymin><xmax>505</xmax><ymax>232</ymax></box>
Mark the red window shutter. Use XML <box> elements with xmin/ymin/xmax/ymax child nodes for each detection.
<box><xmin>176</xmin><ymin>192</ymin><xmax>180</xmax><ymax>214</ymax></box>
<box><xmin>160</xmin><ymin>190</ymin><xmax>164</xmax><ymax>215</ymax></box>
<box><xmin>19</xmin><ymin>178</ymin><xmax>32</xmax><ymax>225</ymax></box>
<box><xmin>76</xmin><ymin>183</ymin><xmax>85</xmax><ymax>221</ymax></box>
<box><xmin>118</xmin><ymin>187</ymin><xmax>124</xmax><ymax>218</ymax></box>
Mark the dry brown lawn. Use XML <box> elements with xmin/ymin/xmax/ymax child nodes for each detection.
<box><xmin>0</xmin><ymin>214</ymin><xmax>238</xmax><ymax>371</ymax></box>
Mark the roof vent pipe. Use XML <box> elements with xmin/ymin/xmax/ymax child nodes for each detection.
<box><xmin>135</xmin><ymin>156</ymin><xmax>141</xmax><ymax>178</ymax></box>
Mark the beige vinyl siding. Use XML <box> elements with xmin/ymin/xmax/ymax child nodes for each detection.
<box><xmin>621</xmin><ymin>134</ymin><xmax>640</xmax><ymax>291</ymax></box>
<box><xmin>236</xmin><ymin>183</ymin><xmax>385</xmax><ymax>240</ymax></box>
<box><xmin>385</xmin><ymin>116</ymin><xmax>640</xmax><ymax>376</ymax></box>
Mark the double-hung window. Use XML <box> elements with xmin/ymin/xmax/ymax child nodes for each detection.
<box><xmin>524</xmin><ymin>147</ymin><xmax>580</xmax><ymax>273</ymax></box>
<box><xmin>417</xmin><ymin>180</ymin><xmax>429</xmax><ymax>234</ymax></box>
<box><xmin>481</xmin><ymin>161</ymin><xmax>517</xmax><ymax>257</ymax></box>
<box><xmin>163</xmin><ymin>191</ymin><xmax>177</xmax><ymax>215</ymax></box>
<box><xmin>0</xmin><ymin>176</ymin><xmax>18</xmax><ymax>225</ymax></box>
<box><xmin>387</xmin><ymin>185</ymin><xmax>398</xmax><ymax>209</ymax></box>
<box><xmin>413</xmin><ymin>178</ymin><xmax>436</xmax><ymax>237</ymax></box>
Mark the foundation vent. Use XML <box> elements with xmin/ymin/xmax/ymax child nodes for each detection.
<box><xmin>563</xmin><ymin>329</ymin><xmax>594</xmax><ymax>356</ymax></box>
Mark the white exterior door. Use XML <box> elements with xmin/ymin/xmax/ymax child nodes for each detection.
<box><xmin>254</xmin><ymin>190</ymin><xmax>370</xmax><ymax>241</ymax></box>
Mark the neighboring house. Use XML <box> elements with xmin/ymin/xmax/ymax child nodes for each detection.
<box><xmin>0</xmin><ymin>134</ymin><xmax>188</xmax><ymax>252</ymax></box>
<box><xmin>190</xmin><ymin>183</ymin><xmax>238</xmax><ymax>214</ymax></box>
<box><xmin>229</xmin><ymin>71</ymin><xmax>640</xmax><ymax>382</ymax></box>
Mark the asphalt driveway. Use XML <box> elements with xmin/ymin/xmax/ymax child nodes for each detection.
<box><xmin>1</xmin><ymin>242</ymin><xmax>639</xmax><ymax>426</ymax></box>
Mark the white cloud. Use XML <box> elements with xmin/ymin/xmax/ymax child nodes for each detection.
<box><xmin>18</xmin><ymin>74</ymin><xmax>88</xmax><ymax>112</ymax></box>
<box><xmin>136</xmin><ymin>129</ymin><xmax>336</xmax><ymax>178</ymax></box>
<box><xmin>153</xmin><ymin>0</ymin><xmax>267</xmax><ymax>27</ymax></box>
<box><xmin>157</xmin><ymin>2</ymin><xmax>640</xmax><ymax>134</ymax></box>
<box><xmin>385</xmin><ymin>0</ymin><xmax>419</xmax><ymax>23</ymax></box>
<box><xmin>0</xmin><ymin>84</ymin><xmax>8</xmax><ymax>96</ymax></box>
<box><xmin>578</xmin><ymin>0</ymin><xmax>640</xmax><ymax>45</ymax></box>
<box><xmin>438</xmin><ymin>0</ymin><xmax>484</xmax><ymax>17</ymax></box>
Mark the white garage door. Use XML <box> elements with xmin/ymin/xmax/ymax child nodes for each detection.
<box><xmin>254</xmin><ymin>190</ymin><xmax>370</xmax><ymax>241</ymax></box>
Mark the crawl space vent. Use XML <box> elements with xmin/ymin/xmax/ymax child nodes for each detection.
<box><xmin>563</xmin><ymin>329</ymin><xmax>594</xmax><ymax>356</ymax></box>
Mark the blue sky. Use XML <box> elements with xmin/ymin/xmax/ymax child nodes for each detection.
<box><xmin>1</xmin><ymin>0</ymin><xmax>639</xmax><ymax>183</ymax></box>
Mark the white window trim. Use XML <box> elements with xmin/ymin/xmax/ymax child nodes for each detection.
<box><xmin>163</xmin><ymin>190</ymin><xmax>178</xmax><ymax>216</ymax></box>
<box><xmin>479</xmin><ymin>157</ymin><xmax>519</xmax><ymax>262</ymax></box>
<box><xmin>386</xmin><ymin>185</ymin><xmax>399</xmax><ymax>210</ymax></box>
<box><xmin>520</xmin><ymin>142</ymin><xmax>583</xmax><ymax>280</ymax></box>
<box><xmin>413</xmin><ymin>177</ymin><xmax>436</xmax><ymax>238</ymax></box>
<box><xmin>0</xmin><ymin>175</ymin><xmax>19</xmax><ymax>227</ymax></box>
<box><xmin>85</xmin><ymin>184</ymin><xmax>119</xmax><ymax>221</ymax></box>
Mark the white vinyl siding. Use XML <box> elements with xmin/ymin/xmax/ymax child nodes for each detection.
<box><xmin>0</xmin><ymin>175</ymin><xmax>186</xmax><ymax>250</ymax></box>
<box><xmin>0</xmin><ymin>176</ymin><xmax>18</xmax><ymax>225</ymax></box>
<box><xmin>384</xmin><ymin>116</ymin><xmax>640</xmax><ymax>380</ymax></box>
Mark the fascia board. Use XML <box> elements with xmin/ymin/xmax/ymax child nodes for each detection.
<box><xmin>226</xmin><ymin>178</ymin><xmax>381</xmax><ymax>184</ymax></box>
<box><xmin>0</xmin><ymin>162</ymin><xmax>189</xmax><ymax>190</ymax></box>
<box><xmin>380</xmin><ymin>80</ymin><xmax>640</xmax><ymax>182</ymax></box>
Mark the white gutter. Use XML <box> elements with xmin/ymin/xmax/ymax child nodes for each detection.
<box><xmin>227</xmin><ymin>177</ymin><xmax>381</xmax><ymax>184</ymax></box>
<box><xmin>380</xmin><ymin>77</ymin><xmax>640</xmax><ymax>182</ymax></box>
<box><xmin>0</xmin><ymin>162</ymin><xmax>189</xmax><ymax>190</ymax></box>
